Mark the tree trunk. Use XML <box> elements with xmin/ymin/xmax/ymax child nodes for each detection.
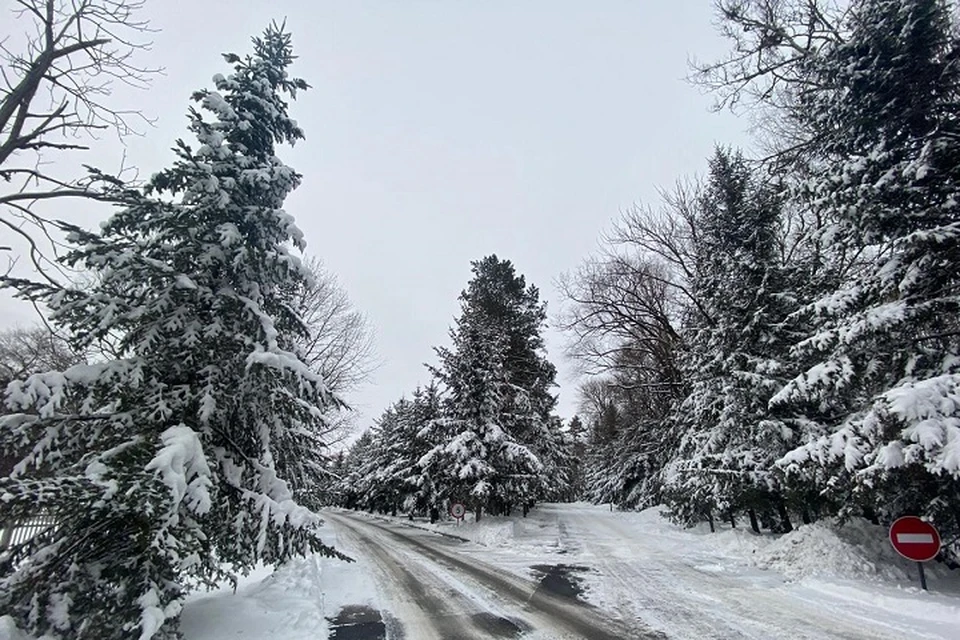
<box><xmin>801</xmin><ymin>508</ymin><xmax>811</xmax><ymax>525</ymax></box>
<box><xmin>748</xmin><ymin>509</ymin><xmax>761</xmax><ymax>534</ymax></box>
<box><xmin>475</xmin><ymin>505</ymin><xmax>482</xmax><ymax>522</ymax></box>
<box><xmin>0</xmin><ymin>520</ymin><xmax>13</xmax><ymax>551</ymax></box>
<box><xmin>729</xmin><ymin>512</ymin><xmax>736</xmax><ymax>528</ymax></box>
<box><xmin>776</xmin><ymin>500</ymin><xmax>793</xmax><ymax>533</ymax></box>
<box><xmin>706</xmin><ymin>511</ymin><xmax>716</xmax><ymax>533</ymax></box>
<box><xmin>429</xmin><ymin>507</ymin><xmax>439</xmax><ymax>524</ymax></box>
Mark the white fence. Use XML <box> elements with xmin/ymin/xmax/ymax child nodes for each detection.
<box><xmin>0</xmin><ymin>516</ymin><xmax>57</xmax><ymax>551</ymax></box>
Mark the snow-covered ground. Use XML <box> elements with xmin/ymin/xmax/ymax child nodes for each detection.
<box><xmin>178</xmin><ymin>523</ymin><xmax>381</xmax><ymax>640</ymax></box>
<box><xmin>2</xmin><ymin>503</ymin><xmax>958</xmax><ymax>639</ymax></box>
<box><xmin>412</xmin><ymin>503</ymin><xmax>960</xmax><ymax>639</ymax></box>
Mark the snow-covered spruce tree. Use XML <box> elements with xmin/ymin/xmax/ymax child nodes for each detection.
<box><xmin>352</xmin><ymin>386</ymin><xmax>444</xmax><ymax>517</ymax></box>
<box><xmin>421</xmin><ymin>318</ymin><xmax>542</xmax><ymax>520</ymax></box>
<box><xmin>350</xmin><ymin>403</ymin><xmax>405</xmax><ymax>515</ymax></box>
<box><xmin>664</xmin><ymin>148</ymin><xmax>795</xmax><ymax>531</ymax></box>
<box><xmin>577</xmin><ymin>364</ymin><xmax>681</xmax><ymax>510</ymax></box>
<box><xmin>453</xmin><ymin>255</ymin><xmax>566</xmax><ymax>508</ymax></box>
<box><xmin>0</xmin><ymin>26</ymin><xmax>342</xmax><ymax>639</ymax></box>
<box><xmin>580</xmin><ymin>381</ymin><xmax>628</xmax><ymax>505</ymax></box>
<box><xmin>772</xmin><ymin>0</ymin><xmax>960</xmax><ymax>540</ymax></box>
<box><xmin>336</xmin><ymin>430</ymin><xmax>377</xmax><ymax>511</ymax></box>
<box><xmin>400</xmin><ymin>385</ymin><xmax>445</xmax><ymax>518</ymax></box>
<box><xmin>561</xmin><ymin>415</ymin><xmax>588</xmax><ymax>502</ymax></box>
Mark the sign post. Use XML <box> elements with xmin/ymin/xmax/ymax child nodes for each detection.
<box><xmin>449</xmin><ymin>502</ymin><xmax>466</xmax><ymax>525</ymax></box>
<box><xmin>889</xmin><ymin>516</ymin><xmax>941</xmax><ymax>591</ymax></box>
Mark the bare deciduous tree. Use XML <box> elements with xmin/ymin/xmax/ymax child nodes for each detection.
<box><xmin>295</xmin><ymin>257</ymin><xmax>377</xmax><ymax>444</ymax></box>
<box><xmin>558</xmin><ymin>182</ymin><xmax>701</xmax><ymax>383</ymax></box>
<box><xmin>297</xmin><ymin>257</ymin><xmax>377</xmax><ymax>395</ymax></box>
<box><xmin>0</xmin><ymin>324</ymin><xmax>84</xmax><ymax>477</ymax></box>
<box><xmin>1</xmin><ymin>0</ymin><xmax>156</xmax><ymax>275</ymax></box>
<box><xmin>0</xmin><ymin>324</ymin><xmax>82</xmax><ymax>385</ymax></box>
<box><xmin>691</xmin><ymin>0</ymin><xmax>849</xmax><ymax>163</ymax></box>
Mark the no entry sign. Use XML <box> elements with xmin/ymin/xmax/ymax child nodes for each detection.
<box><xmin>889</xmin><ymin>516</ymin><xmax>941</xmax><ymax>562</ymax></box>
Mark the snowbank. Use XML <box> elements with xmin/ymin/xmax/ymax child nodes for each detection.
<box><xmin>181</xmin><ymin>522</ymin><xmax>378</xmax><ymax>640</ymax></box>
<box><xmin>751</xmin><ymin>517</ymin><xmax>959</xmax><ymax>587</ymax></box>
<box><xmin>613</xmin><ymin>506</ymin><xmax>957</xmax><ymax>589</ymax></box>
<box><xmin>755</xmin><ymin>519</ymin><xmax>902</xmax><ymax>581</ymax></box>
<box><xmin>179</xmin><ymin>557</ymin><xmax>327</xmax><ymax>640</ymax></box>
<box><xmin>0</xmin><ymin>524</ymin><xmax>363</xmax><ymax>640</ymax></box>
<box><xmin>0</xmin><ymin>618</ymin><xmax>32</xmax><ymax>640</ymax></box>
<box><xmin>368</xmin><ymin>511</ymin><xmax>517</xmax><ymax>548</ymax></box>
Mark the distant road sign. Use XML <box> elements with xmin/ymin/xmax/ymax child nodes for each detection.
<box><xmin>889</xmin><ymin>516</ymin><xmax>941</xmax><ymax>562</ymax></box>
<box><xmin>449</xmin><ymin>503</ymin><xmax>466</xmax><ymax>519</ymax></box>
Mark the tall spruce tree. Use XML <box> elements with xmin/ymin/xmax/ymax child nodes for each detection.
<box><xmin>337</xmin><ymin>430</ymin><xmax>377</xmax><ymax>511</ymax></box>
<box><xmin>336</xmin><ymin>386</ymin><xmax>442</xmax><ymax>518</ymax></box>
<box><xmin>421</xmin><ymin>321</ymin><xmax>542</xmax><ymax>519</ymax></box>
<box><xmin>0</xmin><ymin>26</ymin><xmax>340</xmax><ymax>639</ymax></box>
<box><xmin>455</xmin><ymin>256</ymin><xmax>567</xmax><ymax>505</ymax></box>
<box><xmin>772</xmin><ymin>0</ymin><xmax>960</xmax><ymax>538</ymax></box>
<box><xmin>582</xmin><ymin>386</ymin><xmax>628</xmax><ymax>506</ymax></box>
<box><xmin>664</xmin><ymin>149</ymin><xmax>793</xmax><ymax>530</ymax></box>
<box><xmin>563</xmin><ymin>415</ymin><xmax>588</xmax><ymax>502</ymax></box>
<box><xmin>402</xmin><ymin>384</ymin><xmax>445</xmax><ymax>519</ymax></box>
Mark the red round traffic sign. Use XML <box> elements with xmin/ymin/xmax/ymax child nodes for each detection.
<box><xmin>449</xmin><ymin>502</ymin><xmax>466</xmax><ymax>519</ymax></box>
<box><xmin>889</xmin><ymin>516</ymin><xmax>941</xmax><ymax>562</ymax></box>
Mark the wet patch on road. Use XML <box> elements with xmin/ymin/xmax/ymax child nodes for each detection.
<box><xmin>470</xmin><ymin>612</ymin><xmax>529</xmax><ymax>638</ymax></box>
<box><xmin>529</xmin><ymin>564</ymin><xmax>590</xmax><ymax>601</ymax></box>
<box><xmin>327</xmin><ymin>605</ymin><xmax>387</xmax><ymax>640</ymax></box>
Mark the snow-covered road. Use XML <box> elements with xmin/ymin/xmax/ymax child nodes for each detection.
<box><xmin>531</xmin><ymin>504</ymin><xmax>908</xmax><ymax>639</ymax></box>
<box><xmin>325</xmin><ymin>510</ymin><xmax>656</xmax><ymax>639</ymax></box>
<box><xmin>326</xmin><ymin>504</ymin><xmax>957</xmax><ymax>639</ymax></box>
<box><xmin>167</xmin><ymin>503</ymin><xmax>959</xmax><ymax>640</ymax></box>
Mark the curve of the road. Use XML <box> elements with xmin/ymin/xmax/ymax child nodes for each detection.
<box><xmin>325</xmin><ymin>510</ymin><xmax>666</xmax><ymax>640</ymax></box>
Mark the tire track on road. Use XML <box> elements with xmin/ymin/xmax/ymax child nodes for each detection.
<box><xmin>560</xmin><ymin>509</ymin><xmax>905</xmax><ymax>640</ymax></box>
<box><xmin>331</xmin><ymin>511</ymin><xmax>666</xmax><ymax>640</ymax></box>
<box><xmin>330</xmin><ymin>513</ymin><xmax>529</xmax><ymax>640</ymax></box>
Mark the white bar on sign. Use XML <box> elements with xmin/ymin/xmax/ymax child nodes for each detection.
<box><xmin>896</xmin><ymin>533</ymin><xmax>934</xmax><ymax>544</ymax></box>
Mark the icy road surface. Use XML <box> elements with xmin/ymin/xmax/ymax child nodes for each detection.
<box><xmin>325</xmin><ymin>505</ymin><xmax>955</xmax><ymax>639</ymax></box>
<box><xmin>325</xmin><ymin>510</ymin><xmax>654</xmax><ymax>639</ymax></box>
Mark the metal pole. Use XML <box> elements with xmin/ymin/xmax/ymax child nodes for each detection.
<box><xmin>917</xmin><ymin>562</ymin><xmax>928</xmax><ymax>591</ymax></box>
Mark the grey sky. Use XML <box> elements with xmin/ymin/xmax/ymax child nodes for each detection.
<box><xmin>2</xmin><ymin>1</ymin><xmax>748</xmax><ymax>428</ymax></box>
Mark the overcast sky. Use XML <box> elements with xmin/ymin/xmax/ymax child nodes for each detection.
<box><xmin>2</xmin><ymin>1</ymin><xmax>749</xmax><ymax>429</ymax></box>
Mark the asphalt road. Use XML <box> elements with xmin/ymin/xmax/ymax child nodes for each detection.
<box><xmin>324</xmin><ymin>511</ymin><xmax>666</xmax><ymax>640</ymax></box>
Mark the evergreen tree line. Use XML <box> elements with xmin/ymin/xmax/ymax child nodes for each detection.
<box><xmin>331</xmin><ymin>256</ymin><xmax>580</xmax><ymax>521</ymax></box>
<box><xmin>564</xmin><ymin>0</ymin><xmax>960</xmax><ymax>553</ymax></box>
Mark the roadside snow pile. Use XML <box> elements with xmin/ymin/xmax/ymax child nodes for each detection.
<box><xmin>179</xmin><ymin>521</ymin><xmax>379</xmax><ymax>640</ymax></box>
<box><xmin>180</xmin><ymin>556</ymin><xmax>327</xmax><ymax>640</ymax></box>
<box><xmin>616</xmin><ymin>506</ymin><xmax>958</xmax><ymax>591</ymax></box>
<box><xmin>0</xmin><ymin>558</ymin><xmax>334</xmax><ymax>640</ymax></box>
<box><xmin>753</xmin><ymin>518</ymin><xmax>936</xmax><ymax>583</ymax></box>
<box><xmin>451</xmin><ymin>516</ymin><xmax>523</xmax><ymax>548</ymax></box>
<box><xmin>0</xmin><ymin>617</ymin><xmax>31</xmax><ymax>640</ymax></box>
<box><xmin>379</xmin><ymin>512</ymin><xmax>516</xmax><ymax>548</ymax></box>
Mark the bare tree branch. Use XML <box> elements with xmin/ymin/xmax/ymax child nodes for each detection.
<box><xmin>1</xmin><ymin>0</ymin><xmax>158</xmax><ymax>269</ymax></box>
<box><xmin>0</xmin><ymin>323</ymin><xmax>83</xmax><ymax>383</ymax></box>
<box><xmin>690</xmin><ymin>0</ymin><xmax>850</xmax><ymax>160</ymax></box>
<box><xmin>295</xmin><ymin>257</ymin><xmax>378</xmax><ymax>396</ymax></box>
